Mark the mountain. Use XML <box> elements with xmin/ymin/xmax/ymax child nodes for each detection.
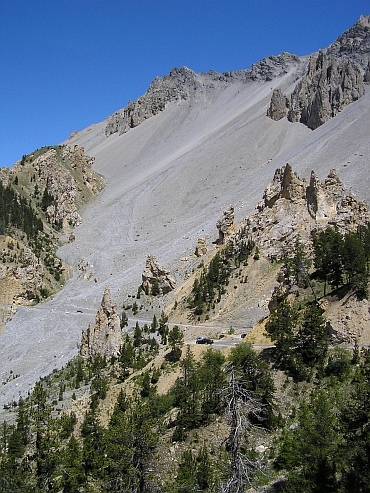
<box><xmin>0</xmin><ymin>15</ymin><xmax>369</xmax><ymax>411</ymax></box>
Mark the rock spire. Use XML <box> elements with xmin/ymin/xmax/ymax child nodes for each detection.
<box><xmin>80</xmin><ymin>289</ymin><xmax>122</xmax><ymax>360</ymax></box>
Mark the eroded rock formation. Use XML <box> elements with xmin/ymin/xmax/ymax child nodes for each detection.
<box><xmin>141</xmin><ymin>254</ymin><xmax>176</xmax><ymax>295</ymax></box>
<box><xmin>267</xmin><ymin>51</ymin><xmax>365</xmax><ymax>130</ymax></box>
<box><xmin>242</xmin><ymin>164</ymin><xmax>370</xmax><ymax>259</ymax></box>
<box><xmin>194</xmin><ymin>237</ymin><xmax>208</xmax><ymax>257</ymax></box>
<box><xmin>80</xmin><ymin>289</ymin><xmax>122</xmax><ymax>360</ymax></box>
<box><xmin>266</xmin><ymin>88</ymin><xmax>289</xmax><ymax>121</ymax></box>
<box><xmin>216</xmin><ymin>205</ymin><xmax>235</xmax><ymax>244</ymax></box>
<box><xmin>288</xmin><ymin>52</ymin><xmax>364</xmax><ymax>129</ymax></box>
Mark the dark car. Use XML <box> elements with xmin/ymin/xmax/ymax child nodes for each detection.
<box><xmin>196</xmin><ymin>336</ymin><xmax>214</xmax><ymax>344</ymax></box>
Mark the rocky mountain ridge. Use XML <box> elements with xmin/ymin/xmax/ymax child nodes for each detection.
<box><xmin>104</xmin><ymin>53</ymin><xmax>304</xmax><ymax>138</ymax></box>
<box><xmin>102</xmin><ymin>15</ymin><xmax>369</xmax><ymax>139</ymax></box>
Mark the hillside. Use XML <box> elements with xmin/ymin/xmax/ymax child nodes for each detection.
<box><xmin>1</xmin><ymin>15</ymin><xmax>370</xmax><ymax>413</ymax></box>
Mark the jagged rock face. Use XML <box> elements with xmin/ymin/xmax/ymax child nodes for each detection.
<box><xmin>306</xmin><ymin>169</ymin><xmax>338</xmax><ymax>220</ymax></box>
<box><xmin>243</xmin><ymin>164</ymin><xmax>370</xmax><ymax>259</ymax></box>
<box><xmin>105</xmin><ymin>67</ymin><xmax>200</xmax><ymax>136</ymax></box>
<box><xmin>141</xmin><ymin>254</ymin><xmax>176</xmax><ymax>295</ymax></box>
<box><xmin>235</xmin><ymin>52</ymin><xmax>302</xmax><ymax>82</ymax></box>
<box><xmin>194</xmin><ymin>236</ymin><xmax>208</xmax><ymax>257</ymax></box>
<box><xmin>266</xmin><ymin>88</ymin><xmax>289</xmax><ymax>121</ymax></box>
<box><xmin>288</xmin><ymin>51</ymin><xmax>365</xmax><ymax>129</ymax></box>
<box><xmin>262</xmin><ymin>164</ymin><xmax>307</xmax><ymax>208</ymax></box>
<box><xmin>80</xmin><ymin>289</ymin><xmax>122</xmax><ymax>360</ymax></box>
<box><xmin>1</xmin><ymin>144</ymin><xmax>104</xmax><ymax>230</ymax></box>
<box><xmin>216</xmin><ymin>204</ymin><xmax>235</xmax><ymax>244</ymax></box>
<box><xmin>266</xmin><ymin>50</ymin><xmax>365</xmax><ymax>130</ymax></box>
<box><xmin>326</xmin><ymin>15</ymin><xmax>370</xmax><ymax>71</ymax></box>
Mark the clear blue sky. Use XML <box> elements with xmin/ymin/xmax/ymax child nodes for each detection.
<box><xmin>0</xmin><ymin>0</ymin><xmax>368</xmax><ymax>168</ymax></box>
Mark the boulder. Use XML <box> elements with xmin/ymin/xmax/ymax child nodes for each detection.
<box><xmin>141</xmin><ymin>254</ymin><xmax>176</xmax><ymax>295</ymax></box>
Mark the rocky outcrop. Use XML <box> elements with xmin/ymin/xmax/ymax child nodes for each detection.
<box><xmin>105</xmin><ymin>67</ymin><xmax>198</xmax><ymax>136</ymax></box>
<box><xmin>1</xmin><ymin>144</ymin><xmax>105</xmax><ymax>230</ymax></box>
<box><xmin>0</xmin><ymin>236</ymin><xmax>45</xmax><ymax>306</ymax></box>
<box><xmin>306</xmin><ymin>169</ymin><xmax>338</xmax><ymax>220</ymax></box>
<box><xmin>262</xmin><ymin>164</ymin><xmax>307</xmax><ymax>208</ymax></box>
<box><xmin>141</xmin><ymin>254</ymin><xmax>176</xmax><ymax>295</ymax></box>
<box><xmin>320</xmin><ymin>294</ymin><xmax>370</xmax><ymax>344</ymax></box>
<box><xmin>266</xmin><ymin>88</ymin><xmax>289</xmax><ymax>121</ymax></box>
<box><xmin>216</xmin><ymin>205</ymin><xmax>235</xmax><ymax>244</ymax></box>
<box><xmin>80</xmin><ymin>289</ymin><xmax>122</xmax><ymax>360</ymax></box>
<box><xmin>194</xmin><ymin>236</ymin><xmax>208</xmax><ymax>257</ymax></box>
<box><xmin>242</xmin><ymin>164</ymin><xmax>370</xmax><ymax>259</ymax></box>
<box><xmin>0</xmin><ymin>144</ymin><xmax>105</xmax><ymax>331</ymax></box>
<box><xmin>267</xmin><ymin>51</ymin><xmax>365</xmax><ymax>130</ymax></box>
<box><xmin>236</xmin><ymin>52</ymin><xmax>302</xmax><ymax>83</ymax></box>
<box><xmin>288</xmin><ymin>52</ymin><xmax>364</xmax><ymax>129</ymax></box>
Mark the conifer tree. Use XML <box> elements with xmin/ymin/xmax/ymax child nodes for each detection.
<box><xmin>265</xmin><ymin>298</ymin><xmax>297</xmax><ymax>370</ymax></box>
<box><xmin>297</xmin><ymin>303</ymin><xmax>330</xmax><ymax>370</ymax></box>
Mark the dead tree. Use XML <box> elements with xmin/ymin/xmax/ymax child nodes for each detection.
<box><xmin>221</xmin><ymin>365</ymin><xmax>265</xmax><ymax>493</ymax></box>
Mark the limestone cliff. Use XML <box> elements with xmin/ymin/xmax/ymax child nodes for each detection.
<box><xmin>267</xmin><ymin>51</ymin><xmax>365</xmax><ymax>129</ymax></box>
<box><xmin>288</xmin><ymin>51</ymin><xmax>364</xmax><ymax>129</ymax></box>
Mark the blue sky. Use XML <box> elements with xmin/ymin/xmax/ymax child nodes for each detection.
<box><xmin>0</xmin><ymin>0</ymin><xmax>368</xmax><ymax>168</ymax></box>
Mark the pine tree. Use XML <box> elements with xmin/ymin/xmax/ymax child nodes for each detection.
<box><xmin>60</xmin><ymin>435</ymin><xmax>85</xmax><ymax>492</ymax></box>
<box><xmin>265</xmin><ymin>298</ymin><xmax>297</xmax><ymax>370</ymax></box>
<box><xmin>167</xmin><ymin>325</ymin><xmax>184</xmax><ymax>361</ymax></box>
<box><xmin>31</xmin><ymin>381</ymin><xmax>59</xmax><ymax>490</ymax></box>
<box><xmin>297</xmin><ymin>303</ymin><xmax>330</xmax><ymax>370</ymax></box>
<box><xmin>199</xmin><ymin>348</ymin><xmax>226</xmax><ymax>419</ymax></box>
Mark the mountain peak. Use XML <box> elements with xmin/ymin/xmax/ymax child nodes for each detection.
<box><xmin>327</xmin><ymin>14</ymin><xmax>370</xmax><ymax>69</ymax></box>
